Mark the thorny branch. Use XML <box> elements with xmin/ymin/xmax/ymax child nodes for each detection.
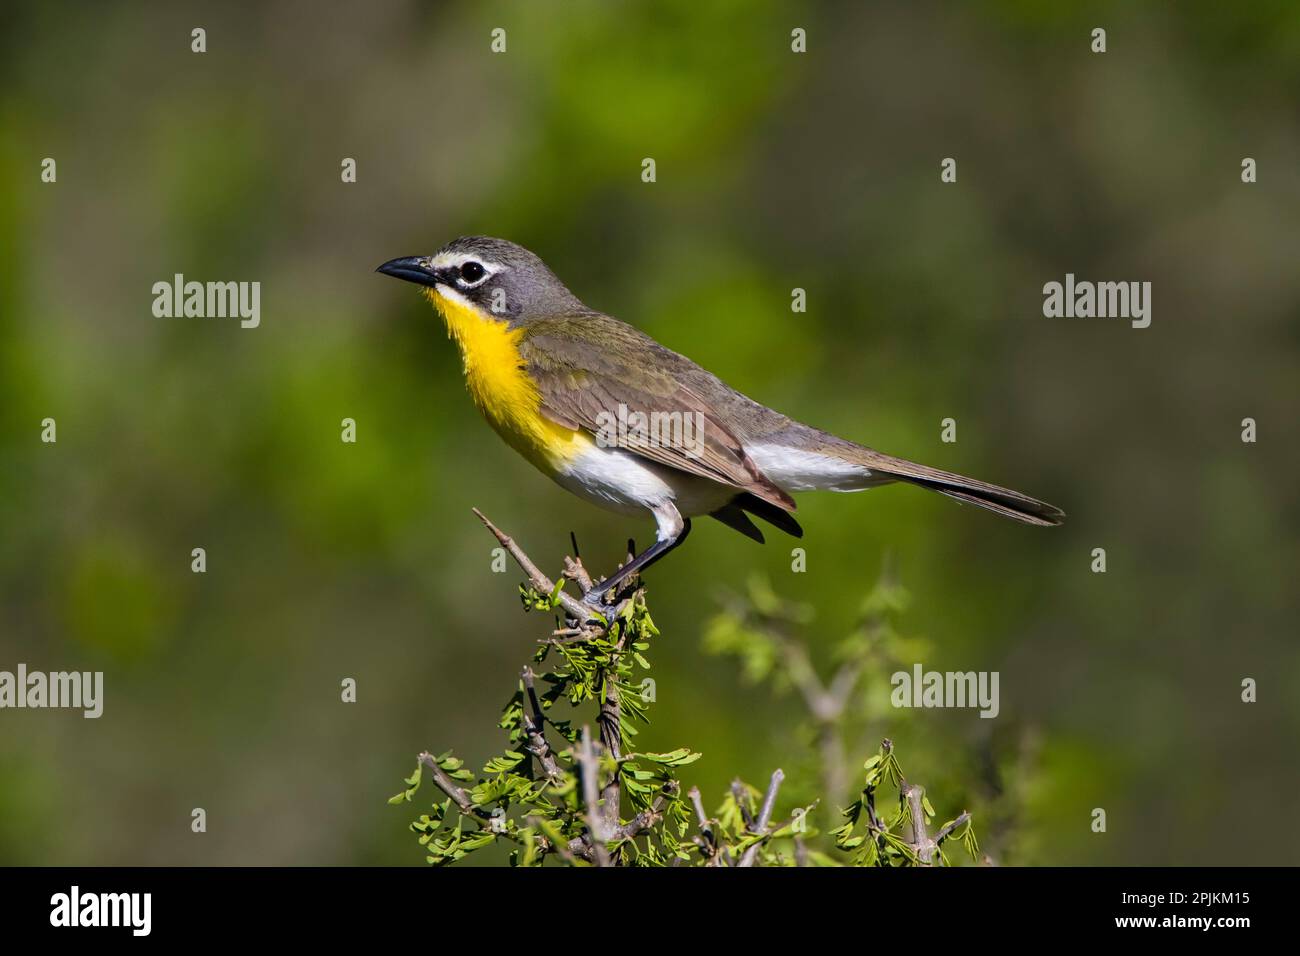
<box><xmin>417</xmin><ymin>751</ymin><xmax>490</xmax><ymax>820</ymax></box>
<box><xmin>472</xmin><ymin>508</ymin><xmax>600</xmax><ymax>631</ymax></box>
<box><xmin>738</xmin><ymin>768</ymin><xmax>785</xmax><ymax>867</ymax></box>
<box><xmin>577</xmin><ymin>726</ymin><xmax>610</xmax><ymax>867</ymax></box>
<box><xmin>901</xmin><ymin>780</ymin><xmax>934</xmax><ymax>864</ymax></box>
<box><xmin>520</xmin><ymin>666</ymin><xmax>564</xmax><ymax>784</ymax></box>
<box><xmin>688</xmin><ymin>786</ymin><xmax>717</xmax><ymax>863</ymax></box>
<box><xmin>934</xmin><ymin>811</ymin><xmax>973</xmax><ymax>849</ymax></box>
<box><xmin>404</xmin><ymin>511</ymin><xmax>977</xmax><ymax>867</ymax></box>
<box><xmin>609</xmin><ymin>782</ymin><xmax>679</xmax><ymax>845</ymax></box>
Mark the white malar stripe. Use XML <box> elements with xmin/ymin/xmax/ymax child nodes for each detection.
<box><xmin>744</xmin><ymin>443</ymin><xmax>875</xmax><ymax>493</ymax></box>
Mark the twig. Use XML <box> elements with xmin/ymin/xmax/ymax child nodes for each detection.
<box><xmin>526</xmin><ymin>815</ymin><xmax>578</xmax><ymax>865</ymax></box>
<box><xmin>689</xmin><ymin>787</ymin><xmax>710</xmax><ymax>830</ymax></box>
<box><xmin>577</xmin><ymin>726</ymin><xmax>610</xmax><ymax>866</ymax></box>
<box><xmin>865</xmin><ymin>784</ymin><xmax>884</xmax><ymax>834</ymax></box>
<box><xmin>473</xmin><ymin>508</ymin><xmax>599</xmax><ymax>627</ymax></box>
<box><xmin>563</xmin><ymin>532</ymin><xmax>594</xmax><ymax>592</ymax></box>
<box><xmin>598</xmin><ymin>672</ymin><xmax>623</xmax><ymax>841</ymax></box>
<box><xmin>688</xmin><ymin>786</ymin><xmax>722</xmax><ymax>866</ymax></box>
<box><xmin>933</xmin><ymin>811</ymin><xmax>972</xmax><ymax>849</ymax></box>
<box><xmin>546</xmin><ymin>629</ymin><xmax>597</xmax><ymax>646</ymax></box>
<box><xmin>738</xmin><ymin>768</ymin><xmax>784</xmax><ymax>867</ymax></box>
<box><xmin>609</xmin><ymin>782</ymin><xmax>679</xmax><ymax>843</ymax></box>
<box><xmin>730</xmin><ymin>780</ymin><xmax>754</xmax><ymax>829</ymax></box>
<box><xmin>418</xmin><ymin>751</ymin><xmax>492</xmax><ymax>820</ymax></box>
<box><xmin>901</xmin><ymin>780</ymin><xmax>935</xmax><ymax>864</ymax></box>
<box><xmin>755</xmin><ymin>769</ymin><xmax>783</xmax><ymax>832</ymax></box>
<box><xmin>520</xmin><ymin>667</ymin><xmax>563</xmax><ymax>783</ymax></box>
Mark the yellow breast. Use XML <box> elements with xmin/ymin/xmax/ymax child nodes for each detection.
<box><xmin>427</xmin><ymin>288</ymin><xmax>586</xmax><ymax>469</ymax></box>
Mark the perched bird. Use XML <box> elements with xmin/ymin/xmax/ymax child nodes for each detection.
<box><xmin>378</xmin><ymin>237</ymin><xmax>1063</xmax><ymax>607</ymax></box>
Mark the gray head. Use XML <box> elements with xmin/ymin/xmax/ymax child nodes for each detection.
<box><xmin>376</xmin><ymin>236</ymin><xmax>583</xmax><ymax>323</ymax></box>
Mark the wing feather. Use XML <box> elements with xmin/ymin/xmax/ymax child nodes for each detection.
<box><xmin>519</xmin><ymin>316</ymin><xmax>794</xmax><ymax>511</ymax></box>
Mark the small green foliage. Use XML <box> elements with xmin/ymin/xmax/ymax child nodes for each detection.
<box><xmin>393</xmin><ymin>547</ymin><xmax>982</xmax><ymax>867</ymax></box>
<box><xmin>386</xmin><ymin>763</ymin><xmax>422</xmax><ymax>804</ymax></box>
<box><xmin>832</xmin><ymin>741</ymin><xmax>980</xmax><ymax>867</ymax></box>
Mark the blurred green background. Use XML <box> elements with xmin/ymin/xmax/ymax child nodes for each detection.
<box><xmin>1</xmin><ymin>0</ymin><xmax>1297</xmax><ymax>865</ymax></box>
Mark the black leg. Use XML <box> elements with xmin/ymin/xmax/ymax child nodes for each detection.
<box><xmin>583</xmin><ymin>519</ymin><xmax>692</xmax><ymax>607</ymax></box>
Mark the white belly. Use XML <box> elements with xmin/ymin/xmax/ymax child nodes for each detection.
<box><xmin>553</xmin><ymin>443</ymin><xmax>737</xmax><ymax>518</ymax></box>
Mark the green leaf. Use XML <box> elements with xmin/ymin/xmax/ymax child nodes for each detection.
<box><xmin>641</xmin><ymin>748</ymin><xmax>701</xmax><ymax>767</ymax></box>
<box><xmin>483</xmin><ymin>751</ymin><xmax>526</xmax><ymax>774</ymax></box>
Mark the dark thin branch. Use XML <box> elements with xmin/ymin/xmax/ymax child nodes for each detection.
<box><xmin>933</xmin><ymin>811</ymin><xmax>972</xmax><ymax>848</ymax></box>
<box><xmin>688</xmin><ymin>786</ymin><xmax>722</xmax><ymax>866</ymax></box>
<box><xmin>522</xmin><ymin>666</ymin><xmax>547</xmax><ymax>727</ymax></box>
<box><xmin>418</xmin><ymin>751</ymin><xmax>491</xmax><ymax>820</ymax></box>
<box><xmin>609</xmin><ymin>810</ymin><xmax>658</xmax><ymax>843</ymax></box>
<box><xmin>546</xmin><ymin>628</ymin><xmax>597</xmax><ymax>645</ymax></box>
<box><xmin>610</xmin><ymin>782</ymin><xmax>679</xmax><ymax>843</ymax></box>
<box><xmin>730</xmin><ymin>780</ymin><xmax>754</xmax><ymax>829</ymax></box>
<box><xmin>865</xmin><ymin>785</ymin><xmax>884</xmax><ymax>833</ymax></box>
<box><xmin>520</xmin><ymin>667</ymin><xmax>563</xmax><ymax>783</ymax></box>
<box><xmin>864</xmin><ymin>739</ymin><xmax>892</xmax><ymax>850</ymax></box>
<box><xmin>563</xmin><ymin>543</ymin><xmax>594</xmax><ymax>593</ymax></box>
<box><xmin>473</xmin><ymin>508</ymin><xmax>600</xmax><ymax>629</ymax></box>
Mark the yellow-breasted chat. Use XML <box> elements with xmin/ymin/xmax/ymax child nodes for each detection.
<box><xmin>378</xmin><ymin>237</ymin><xmax>1063</xmax><ymax>609</ymax></box>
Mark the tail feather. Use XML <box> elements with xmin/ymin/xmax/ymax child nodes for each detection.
<box><xmin>737</xmin><ymin>428</ymin><xmax>1063</xmax><ymax>528</ymax></box>
<box><xmin>709</xmin><ymin>492</ymin><xmax>805</xmax><ymax>541</ymax></box>
<box><xmin>856</xmin><ymin>451</ymin><xmax>1065</xmax><ymax>527</ymax></box>
<box><xmin>899</xmin><ymin>475</ymin><xmax>1064</xmax><ymax>526</ymax></box>
<box><xmin>710</xmin><ymin>502</ymin><xmax>766</xmax><ymax>543</ymax></box>
<box><xmin>736</xmin><ymin>491</ymin><xmax>805</xmax><ymax>537</ymax></box>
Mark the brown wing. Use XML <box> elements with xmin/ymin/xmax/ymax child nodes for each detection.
<box><xmin>519</xmin><ymin>315</ymin><xmax>794</xmax><ymax>511</ymax></box>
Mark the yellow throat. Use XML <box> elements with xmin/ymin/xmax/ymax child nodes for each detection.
<box><xmin>426</xmin><ymin>288</ymin><xmax>584</xmax><ymax>468</ymax></box>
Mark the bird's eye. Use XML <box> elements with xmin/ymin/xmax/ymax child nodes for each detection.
<box><xmin>460</xmin><ymin>261</ymin><xmax>486</xmax><ymax>283</ymax></box>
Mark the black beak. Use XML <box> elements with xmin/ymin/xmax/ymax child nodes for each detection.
<box><xmin>376</xmin><ymin>256</ymin><xmax>440</xmax><ymax>287</ymax></box>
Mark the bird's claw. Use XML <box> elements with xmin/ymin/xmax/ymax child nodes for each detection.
<box><xmin>578</xmin><ymin>583</ymin><xmax>635</xmax><ymax>627</ymax></box>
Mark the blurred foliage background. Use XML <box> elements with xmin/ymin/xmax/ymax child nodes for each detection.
<box><xmin>1</xmin><ymin>0</ymin><xmax>1297</xmax><ymax>865</ymax></box>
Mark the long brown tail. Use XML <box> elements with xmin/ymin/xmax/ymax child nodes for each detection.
<box><xmin>846</xmin><ymin>447</ymin><xmax>1065</xmax><ymax>527</ymax></box>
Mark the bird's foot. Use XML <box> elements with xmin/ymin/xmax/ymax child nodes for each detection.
<box><xmin>579</xmin><ymin>581</ymin><xmax>636</xmax><ymax>626</ymax></box>
<box><xmin>581</xmin><ymin>583</ymin><xmax>612</xmax><ymax>608</ymax></box>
